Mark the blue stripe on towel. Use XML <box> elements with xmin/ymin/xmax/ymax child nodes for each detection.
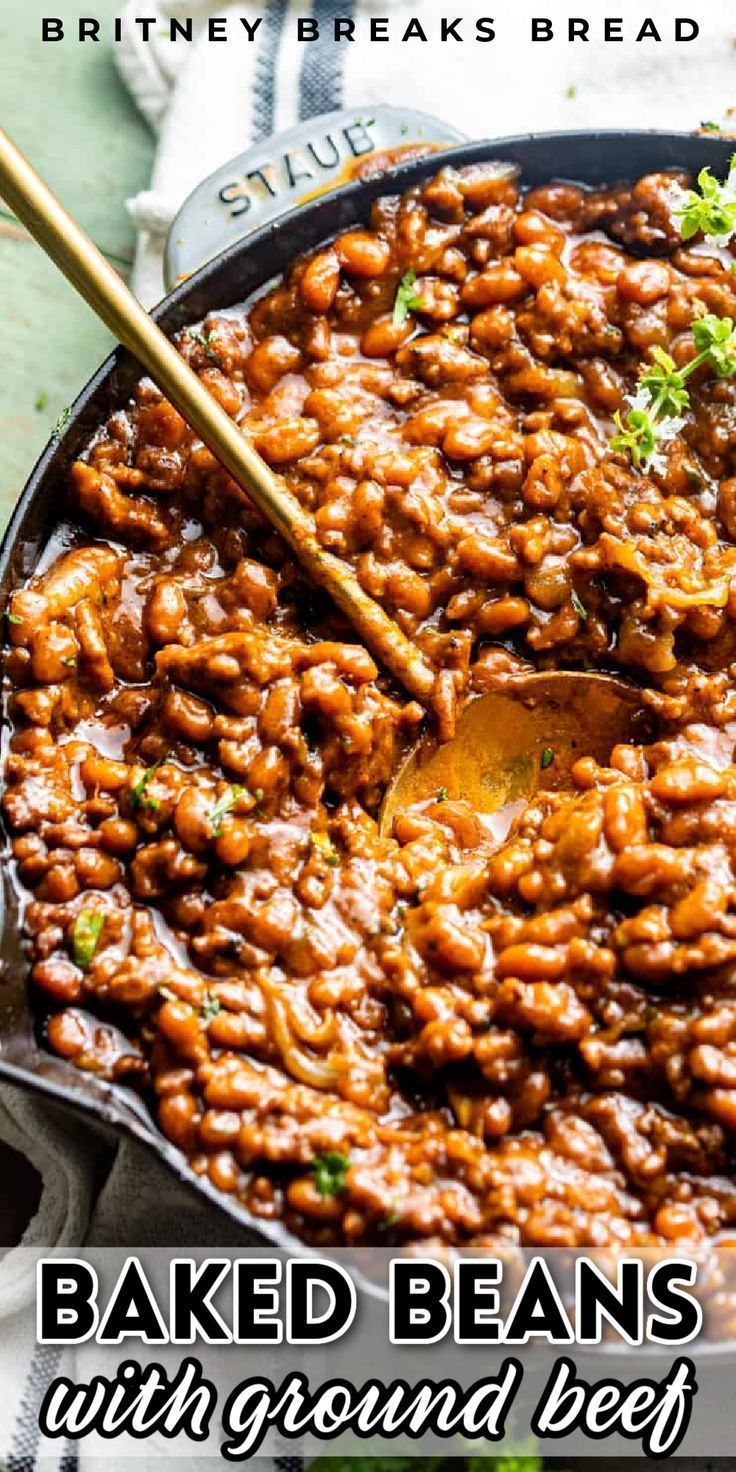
<box><xmin>7</xmin><ymin>1342</ymin><xmax>63</xmax><ymax>1472</ymax></box>
<box><xmin>299</xmin><ymin>0</ymin><xmax>356</xmax><ymax>118</ymax></box>
<box><xmin>253</xmin><ymin>0</ymin><xmax>289</xmax><ymax>141</ymax></box>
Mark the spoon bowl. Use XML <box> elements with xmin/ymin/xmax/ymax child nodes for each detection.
<box><xmin>380</xmin><ymin>670</ymin><xmax>649</xmax><ymax>841</ymax></box>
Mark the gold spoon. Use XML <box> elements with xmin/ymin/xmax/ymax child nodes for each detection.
<box><xmin>0</xmin><ymin>125</ymin><xmax>434</xmax><ymax>704</ymax></box>
<box><xmin>0</xmin><ymin>128</ymin><xmax>642</xmax><ymax>815</ymax></box>
<box><xmin>380</xmin><ymin>670</ymin><xmax>646</xmax><ymax>838</ymax></box>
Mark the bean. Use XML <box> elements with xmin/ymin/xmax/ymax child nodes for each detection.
<box><xmin>442</xmin><ymin>419</ymin><xmax>498</xmax><ymax>461</ymax></box>
<box><xmin>650</xmin><ymin>758</ymin><xmax>726</xmax><ymax>804</ymax></box>
<box><xmin>524</xmin><ymin>182</ymin><xmax>584</xmax><ymax>219</ymax></box>
<box><xmin>163</xmin><ymin>688</ymin><xmax>214</xmax><ymax>745</ymax></box>
<box><xmin>214</xmin><ymin>820</ymin><xmax>252</xmax><ymax>867</ymax></box>
<box><xmin>351</xmin><ymin>480</ymin><xmax>385</xmax><ymax>545</ymax></box>
<box><xmin>513</xmin><ymin>209</ymin><xmax>565</xmax><ymax>254</ymax></box>
<box><xmin>146</xmin><ymin>580</ymin><xmax>188</xmax><ymax>645</ymax></box>
<box><xmin>231</xmin><ymin>559</ymin><xmax>278</xmax><ymax>620</ymax></box>
<box><xmin>461</xmin><ymin>263</ymin><xmax>526</xmax><ymax>307</ymax></box>
<box><xmin>476</xmin><ymin>596</ymin><xmax>530</xmax><ymax>634</ymax></box>
<box><xmin>80</xmin><ymin>754</ymin><xmax>130</xmax><ymax>792</ymax></box>
<box><xmin>47</xmin><ymin>1008</ymin><xmax>87</xmax><ymax>1055</ymax></box>
<box><xmin>158</xmin><ymin>1093</ymin><xmax>199</xmax><ymax>1150</ymax></box>
<box><xmin>617</xmin><ymin>259</ymin><xmax>670</xmax><ymax>304</ymax></box>
<box><xmin>522</xmin><ymin>454</ymin><xmax>563</xmax><ymax>510</ymax></box>
<box><xmin>603</xmin><ymin>784</ymin><xmax>648</xmax><ymax>851</ymax></box>
<box><xmin>207</xmin><ymin>1151</ymin><xmax>239</xmax><ymax>1193</ymax></box>
<box><xmin>34</xmin><ymin>960</ymin><xmax>82</xmax><ymax>1003</ymax></box>
<box><xmin>245</xmin><ymin>335</ymin><xmax>301</xmax><ymax>393</ymax></box>
<box><xmin>99</xmin><ymin>818</ymin><xmax>139</xmax><ymax>856</ymax></box>
<box><xmin>252</xmin><ymin>418</ymin><xmax>321</xmax><ymax>463</ymax></box>
<box><xmin>360</xmin><ymin>317</ymin><xmax>414</xmax><ymax>357</ymax></box>
<box><xmin>495</xmin><ymin>943</ymin><xmax>567</xmax><ymax>980</ymax></box>
<box><xmin>30</xmin><ymin>623</ymin><xmax>79</xmax><ymax>684</ymax></box>
<box><xmin>300</xmin><ymin>249</ymin><xmax>341</xmax><ymax>312</ymax></box>
<box><xmin>514</xmin><ymin>245</ymin><xmax>566</xmax><ymax>288</ymax></box>
<box><xmin>335</xmin><ymin>231</ymin><xmax>391</xmax><ymax>277</ymax></box>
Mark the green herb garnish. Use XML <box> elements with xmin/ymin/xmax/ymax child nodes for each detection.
<box><xmin>71</xmin><ymin>911</ymin><xmax>104</xmax><ymax>970</ymax></box>
<box><xmin>692</xmin><ymin>311</ymin><xmax>736</xmax><ymax>376</ymax></box>
<box><xmin>128</xmin><ymin>754</ymin><xmax>168</xmax><ymax>812</ymax></box>
<box><xmin>670</xmin><ymin>155</ymin><xmax>736</xmax><ymax>243</ymax></box>
<box><xmin>566</xmin><ymin>84</ymin><xmax>577</xmax><ymax>98</ymax></box>
<box><xmin>312</xmin><ymin>1150</ymin><xmax>350</xmax><ymax>1197</ymax></box>
<box><xmin>186</xmin><ymin>329</ymin><xmax>221</xmax><ymax>364</ymax></box>
<box><xmin>700</xmin><ymin>121</ymin><xmax>720</xmax><ymax>132</ymax></box>
<box><xmin>310</xmin><ymin>830</ymin><xmax>339</xmax><ymax>866</ymax></box>
<box><xmin>200</xmin><ymin>994</ymin><xmax>222</xmax><ymax>1023</ymax></box>
<box><xmin>392</xmin><ymin>269</ymin><xmax>425</xmax><ymax>325</ymax></box>
<box><xmin>35</xmin><ymin>392</ymin><xmax>48</xmax><ymax>412</ymax></box>
<box><xmin>7</xmin><ymin>612</ymin><xmax>21</xmax><ymax>626</ymax></box>
<box><xmin>541</xmin><ymin>747</ymin><xmax>554</xmax><ymax>770</ymax></box>
<box><xmin>611</xmin><ymin>314</ymin><xmax>736</xmax><ymax>472</ymax></box>
<box><xmin>436</xmin><ymin>786</ymin><xmax>449</xmax><ymax>802</ymax></box>
<box><xmin>571</xmin><ymin>589</ymin><xmax>588</xmax><ymax>621</ymax></box>
<box><xmin>209</xmin><ymin>784</ymin><xmax>243</xmax><ymax>837</ymax></box>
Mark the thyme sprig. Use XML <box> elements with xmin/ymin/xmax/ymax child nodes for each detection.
<box><xmin>611</xmin><ymin>314</ymin><xmax>736</xmax><ymax>473</ymax></box>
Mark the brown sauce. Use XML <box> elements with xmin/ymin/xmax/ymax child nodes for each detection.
<box><xmin>5</xmin><ymin>160</ymin><xmax>736</xmax><ymax>1248</ymax></box>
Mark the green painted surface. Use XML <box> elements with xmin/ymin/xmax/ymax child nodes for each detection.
<box><xmin>0</xmin><ymin>0</ymin><xmax>154</xmax><ymax>518</ymax></box>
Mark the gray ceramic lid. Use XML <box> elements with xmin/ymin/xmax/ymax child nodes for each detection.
<box><xmin>163</xmin><ymin>104</ymin><xmax>467</xmax><ymax>291</ymax></box>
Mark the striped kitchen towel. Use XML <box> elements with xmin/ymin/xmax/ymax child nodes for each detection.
<box><xmin>117</xmin><ymin>0</ymin><xmax>736</xmax><ymax>305</ymax></box>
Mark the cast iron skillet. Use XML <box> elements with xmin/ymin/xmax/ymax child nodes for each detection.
<box><xmin>0</xmin><ymin>130</ymin><xmax>732</xmax><ymax>1245</ymax></box>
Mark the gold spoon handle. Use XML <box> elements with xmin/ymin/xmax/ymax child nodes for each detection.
<box><xmin>0</xmin><ymin>125</ymin><xmax>436</xmax><ymax>704</ymax></box>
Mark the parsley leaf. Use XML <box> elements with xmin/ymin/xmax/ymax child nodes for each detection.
<box><xmin>392</xmin><ymin>270</ymin><xmax>425</xmax><ymax>325</ymax></box>
<box><xmin>71</xmin><ymin>911</ymin><xmax>105</xmax><ymax>970</ymax></box>
<box><xmin>312</xmin><ymin>1150</ymin><xmax>350</xmax><ymax>1197</ymax></box>
<box><xmin>128</xmin><ymin>754</ymin><xmax>168</xmax><ymax>812</ymax></box>
<box><xmin>200</xmin><ymin>994</ymin><xmax>222</xmax><ymax>1024</ymax></box>
<box><xmin>541</xmin><ymin>747</ymin><xmax>554</xmax><ymax>769</ymax></box>
<box><xmin>639</xmin><ymin>346</ymin><xmax>691</xmax><ymax>416</ymax></box>
<box><xmin>691</xmin><ymin>311</ymin><xmax>736</xmax><ymax>377</ymax></box>
<box><xmin>209</xmin><ymin>785</ymin><xmax>243</xmax><ymax>837</ymax></box>
<box><xmin>6</xmin><ymin>612</ymin><xmax>21</xmax><ymax>626</ymax></box>
<box><xmin>571</xmin><ymin>589</ymin><xmax>588</xmax><ymax>621</ymax></box>
<box><xmin>671</xmin><ymin>156</ymin><xmax>736</xmax><ymax>244</ymax></box>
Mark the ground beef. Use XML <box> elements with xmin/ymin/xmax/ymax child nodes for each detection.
<box><xmin>5</xmin><ymin>159</ymin><xmax>736</xmax><ymax>1247</ymax></box>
